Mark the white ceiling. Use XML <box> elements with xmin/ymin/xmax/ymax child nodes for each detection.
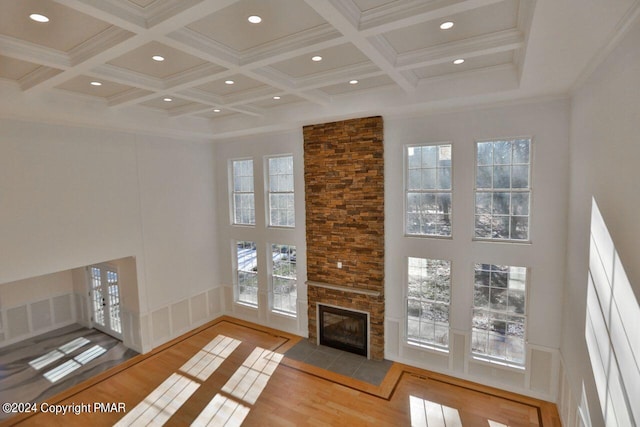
<box><xmin>0</xmin><ymin>0</ymin><xmax>638</xmax><ymax>141</ymax></box>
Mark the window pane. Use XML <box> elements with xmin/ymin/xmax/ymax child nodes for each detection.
<box><xmin>476</xmin><ymin>166</ymin><xmax>492</xmax><ymax>188</ymax></box>
<box><xmin>513</xmin><ymin>139</ymin><xmax>530</xmax><ymax>164</ymax></box>
<box><xmin>421</xmin><ymin>169</ymin><xmax>436</xmax><ymax>189</ymax></box>
<box><xmin>405</xmin><ymin>144</ymin><xmax>452</xmax><ymax>237</ymax></box>
<box><xmin>237</xmin><ymin>240</ymin><xmax>258</xmax><ymax>306</ymax></box>
<box><xmin>268</xmin><ymin>156</ymin><xmax>294</xmax><ymax>227</ymax></box>
<box><xmin>477</xmin><ymin>142</ymin><xmax>493</xmax><ymax>165</ymax></box>
<box><xmin>511</xmin><ymin>165</ymin><xmax>529</xmax><ymax>188</ymax></box>
<box><xmin>406</xmin><ymin>257</ymin><xmax>450</xmax><ymax>348</ymax></box>
<box><xmin>493</xmin><ymin>165</ymin><xmax>510</xmax><ymax>188</ymax></box>
<box><xmin>232</xmin><ymin>160</ymin><xmax>255</xmax><ymax>225</ymax></box>
<box><xmin>271</xmin><ymin>244</ymin><xmax>297</xmax><ymax>314</ymax></box>
<box><xmin>475</xmin><ymin>139</ymin><xmax>531</xmax><ymax>241</ymax></box>
<box><xmin>493</xmin><ymin>141</ymin><xmax>511</xmax><ymax>164</ymax></box>
<box><xmin>438</xmin><ymin>167</ymin><xmax>451</xmax><ymax>190</ymax></box>
<box><xmin>422</xmin><ymin>146</ymin><xmax>437</xmax><ymax>168</ymax></box>
<box><xmin>472</xmin><ymin>264</ymin><xmax>526</xmax><ymax>365</ymax></box>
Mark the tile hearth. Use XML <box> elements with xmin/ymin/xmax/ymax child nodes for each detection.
<box><xmin>285</xmin><ymin>339</ymin><xmax>391</xmax><ymax>386</ymax></box>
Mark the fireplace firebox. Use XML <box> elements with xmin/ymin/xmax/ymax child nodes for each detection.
<box><xmin>318</xmin><ymin>305</ymin><xmax>368</xmax><ymax>357</ymax></box>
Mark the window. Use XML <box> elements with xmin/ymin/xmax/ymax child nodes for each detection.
<box><xmin>472</xmin><ymin>264</ymin><xmax>527</xmax><ymax>366</ymax></box>
<box><xmin>236</xmin><ymin>241</ymin><xmax>258</xmax><ymax>306</ymax></box>
<box><xmin>475</xmin><ymin>139</ymin><xmax>531</xmax><ymax>241</ymax></box>
<box><xmin>231</xmin><ymin>159</ymin><xmax>255</xmax><ymax>225</ymax></box>
<box><xmin>406</xmin><ymin>257</ymin><xmax>451</xmax><ymax>349</ymax></box>
<box><xmin>267</xmin><ymin>155</ymin><xmax>295</xmax><ymax>227</ymax></box>
<box><xmin>270</xmin><ymin>244</ymin><xmax>297</xmax><ymax>315</ymax></box>
<box><xmin>406</xmin><ymin>144</ymin><xmax>452</xmax><ymax>237</ymax></box>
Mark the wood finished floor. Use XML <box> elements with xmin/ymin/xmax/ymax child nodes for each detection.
<box><xmin>2</xmin><ymin>316</ymin><xmax>561</xmax><ymax>426</ymax></box>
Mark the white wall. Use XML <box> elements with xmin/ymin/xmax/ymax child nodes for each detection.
<box><xmin>213</xmin><ymin>99</ymin><xmax>569</xmax><ymax>400</ymax></box>
<box><xmin>384</xmin><ymin>99</ymin><xmax>569</xmax><ymax>400</ymax></box>
<box><xmin>0</xmin><ymin>119</ymin><xmax>222</xmax><ymax>352</ymax></box>
<box><xmin>214</xmin><ymin>130</ymin><xmax>308</xmax><ymax>337</ymax></box>
<box><xmin>560</xmin><ymin>19</ymin><xmax>640</xmax><ymax>427</ymax></box>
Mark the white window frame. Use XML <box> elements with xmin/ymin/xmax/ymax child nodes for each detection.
<box><xmin>473</xmin><ymin>137</ymin><xmax>532</xmax><ymax>242</ymax></box>
<box><xmin>404</xmin><ymin>143</ymin><xmax>453</xmax><ymax>238</ymax></box>
<box><xmin>406</xmin><ymin>257</ymin><xmax>451</xmax><ymax>351</ymax></box>
<box><xmin>230</xmin><ymin>158</ymin><xmax>255</xmax><ymax>226</ymax></box>
<box><xmin>269</xmin><ymin>243</ymin><xmax>297</xmax><ymax>317</ymax></box>
<box><xmin>471</xmin><ymin>263</ymin><xmax>528</xmax><ymax>368</ymax></box>
<box><xmin>265</xmin><ymin>155</ymin><xmax>295</xmax><ymax>228</ymax></box>
<box><xmin>234</xmin><ymin>240</ymin><xmax>258</xmax><ymax>307</ymax></box>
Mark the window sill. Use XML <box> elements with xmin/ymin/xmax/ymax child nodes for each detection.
<box><xmin>472</xmin><ymin>238</ymin><xmax>532</xmax><ymax>245</ymax></box>
<box><xmin>235</xmin><ymin>301</ymin><xmax>258</xmax><ymax>310</ymax></box>
<box><xmin>470</xmin><ymin>354</ymin><xmax>525</xmax><ymax>371</ymax></box>
<box><xmin>405</xmin><ymin>340</ymin><xmax>449</xmax><ymax>355</ymax></box>
<box><xmin>270</xmin><ymin>309</ymin><xmax>297</xmax><ymax>319</ymax></box>
<box><xmin>404</xmin><ymin>234</ymin><xmax>453</xmax><ymax>240</ymax></box>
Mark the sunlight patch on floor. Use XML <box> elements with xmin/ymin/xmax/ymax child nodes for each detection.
<box><xmin>180</xmin><ymin>335</ymin><xmax>241</xmax><ymax>381</ymax></box>
<box><xmin>191</xmin><ymin>393</ymin><xmax>250</xmax><ymax>427</ymax></box>
<box><xmin>28</xmin><ymin>336</ymin><xmax>91</xmax><ymax>370</ymax></box>
<box><xmin>113</xmin><ymin>373</ymin><xmax>199</xmax><ymax>426</ymax></box>
<box><xmin>222</xmin><ymin>347</ymin><xmax>283</xmax><ymax>405</ymax></box>
<box><xmin>409</xmin><ymin>395</ymin><xmax>462</xmax><ymax>427</ymax></box>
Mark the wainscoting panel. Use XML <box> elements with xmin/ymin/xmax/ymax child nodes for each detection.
<box><xmin>7</xmin><ymin>306</ymin><xmax>29</xmax><ymax>339</ymax></box>
<box><xmin>151</xmin><ymin>306</ymin><xmax>171</xmax><ymax>344</ymax></box>
<box><xmin>208</xmin><ymin>287</ymin><xmax>222</xmax><ymax>316</ymax></box>
<box><xmin>529</xmin><ymin>347</ymin><xmax>554</xmax><ymax>395</ymax></box>
<box><xmin>385</xmin><ymin>318</ymin><xmax>400</xmax><ymax>358</ymax></box>
<box><xmin>30</xmin><ymin>300</ymin><xmax>52</xmax><ymax>331</ymax></box>
<box><xmin>170</xmin><ymin>299</ymin><xmax>190</xmax><ymax>336</ymax></box>
<box><xmin>190</xmin><ymin>293</ymin><xmax>207</xmax><ymax>324</ymax></box>
<box><xmin>1</xmin><ymin>293</ymin><xmax>77</xmax><ymax>347</ymax></box>
<box><xmin>451</xmin><ymin>331</ymin><xmax>467</xmax><ymax>372</ymax></box>
<box><xmin>52</xmin><ymin>294</ymin><xmax>72</xmax><ymax>323</ymax></box>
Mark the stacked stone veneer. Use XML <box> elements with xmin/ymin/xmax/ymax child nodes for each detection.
<box><xmin>303</xmin><ymin>116</ymin><xmax>384</xmax><ymax>360</ymax></box>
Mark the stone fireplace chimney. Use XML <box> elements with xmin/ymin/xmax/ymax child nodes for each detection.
<box><xmin>303</xmin><ymin>116</ymin><xmax>384</xmax><ymax>360</ymax></box>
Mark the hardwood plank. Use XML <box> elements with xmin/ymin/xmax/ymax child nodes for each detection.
<box><xmin>1</xmin><ymin>316</ymin><xmax>561</xmax><ymax>427</ymax></box>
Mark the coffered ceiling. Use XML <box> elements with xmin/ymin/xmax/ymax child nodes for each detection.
<box><xmin>0</xmin><ymin>0</ymin><xmax>638</xmax><ymax>141</ymax></box>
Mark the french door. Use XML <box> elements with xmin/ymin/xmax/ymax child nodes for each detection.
<box><xmin>88</xmin><ymin>264</ymin><xmax>122</xmax><ymax>339</ymax></box>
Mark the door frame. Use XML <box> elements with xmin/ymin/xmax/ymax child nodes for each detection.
<box><xmin>86</xmin><ymin>263</ymin><xmax>123</xmax><ymax>340</ymax></box>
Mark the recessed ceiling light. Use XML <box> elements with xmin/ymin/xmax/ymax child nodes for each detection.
<box><xmin>90</xmin><ymin>81</ymin><xmax>102</xmax><ymax>86</ymax></box>
<box><xmin>273</xmin><ymin>96</ymin><xmax>281</xmax><ymax>100</ymax></box>
<box><xmin>163</xmin><ymin>97</ymin><xmax>172</xmax><ymax>102</ymax></box>
<box><xmin>225</xmin><ymin>80</ymin><xmax>235</xmax><ymax>85</ymax></box>
<box><xmin>29</xmin><ymin>13</ymin><xmax>49</xmax><ymax>23</ymax></box>
<box><xmin>312</xmin><ymin>55</ymin><xmax>323</xmax><ymax>62</ymax></box>
<box><xmin>349</xmin><ymin>80</ymin><xmax>359</xmax><ymax>85</ymax></box>
<box><xmin>440</xmin><ymin>21</ymin><xmax>454</xmax><ymax>30</ymax></box>
<box><xmin>248</xmin><ymin>15</ymin><xmax>262</xmax><ymax>24</ymax></box>
<box><xmin>453</xmin><ymin>58</ymin><xmax>465</xmax><ymax>65</ymax></box>
<box><xmin>152</xmin><ymin>55</ymin><xmax>165</xmax><ymax>62</ymax></box>
<box><xmin>213</xmin><ymin>109</ymin><xmax>221</xmax><ymax>112</ymax></box>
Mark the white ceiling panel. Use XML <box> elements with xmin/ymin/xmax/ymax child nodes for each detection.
<box><xmin>186</xmin><ymin>0</ymin><xmax>327</xmax><ymax>53</ymax></box>
<box><xmin>382</xmin><ymin>0</ymin><xmax>520</xmax><ymax>54</ymax></box>
<box><xmin>0</xmin><ymin>0</ymin><xmax>113</xmax><ymax>52</ymax></box>
<box><xmin>108</xmin><ymin>42</ymin><xmax>211</xmax><ymax>79</ymax></box>
<box><xmin>0</xmin><ymin>0</ymin><xmax>635</xmax><ymax>139</ymax></box>
<box><xmin>269</xmin><ymin>43</ymin><xmax>371</xmax><ymax>78</ymax></box>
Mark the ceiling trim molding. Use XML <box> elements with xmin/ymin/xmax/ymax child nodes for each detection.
<box><xmin>68</xmin><ymin>26</ymin><xmax>134</xmax><ymax>66</ymax></box>
<box><xmin>0</xmin><ymin>35</ymin><xmax>70</xmax><ymax>69</ymax></box>
<box><xmin>395</xmin><ymin>28</ymin><xmax>524</xmax><ymax>70</ymax></box>
<box><xmin>359</xmin><ymin>0</ymin><xmax>505</xmax><ymax>36</ymax></box>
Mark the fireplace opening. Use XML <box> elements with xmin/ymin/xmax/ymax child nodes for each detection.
<box><xmin>318</xmin><ymin>305</ymin><xmax>368</xmax><ymax>357</ymax></box>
